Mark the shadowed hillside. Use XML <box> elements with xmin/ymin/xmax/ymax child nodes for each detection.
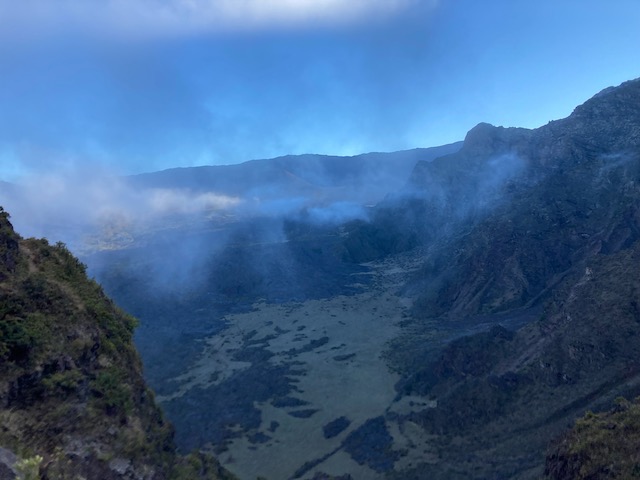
<box><xmin>369</xmin><ymin>78</ymin><xmax>640</xmax><ymax>478</ymax></box>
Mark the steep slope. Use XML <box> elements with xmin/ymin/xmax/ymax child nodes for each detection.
<box><xmin>343</xmin><ymin>79</ymin><xmax>640</xmax><ymax>306</ymax></box>
<box><xmin>415</xmin><ymin>79</ymin><xmax>640</xmax><ymax>318</ymax></box>
<box><xmin>0</xmin><ymin>207</ymin><xmax>234</xmax><ymax>479</ymax></box>
<box><xmin>544</xmin><ymin>397</ymin><xmax>640</xmax><ymax>479</ymax></box>
<box><xmin>389</xmin><ymin>242</ymin><xmax>640</xmax><ymax>478</ymax></box>
<box><xmin>340</xmin><ymin>124</ymin><xmax>535</xmax><ymax>263</ymax></box>
<box><xmin>345</xmin><ymin>79</ymin><xmax>640</xmax><ymax>279</ymax></box>
<box><xmin>370</xmin><ymin>79</ymin><xmax>640</xmax><ymax>478</ymax></box>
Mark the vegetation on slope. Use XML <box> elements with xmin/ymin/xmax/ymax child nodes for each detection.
<box><xmin>0</xmin><ymin>206</ymin><xmax>234</xmax><ymax>479</ymax></box>
<box><xmin>545</xmin><ymin>397</ymin><xmax>640</xmax><ymax>479</ymax></box>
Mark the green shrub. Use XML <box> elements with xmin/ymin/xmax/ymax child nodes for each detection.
<box><xmin>43</xmin><ymin>369</ymin><xmax>84</xmax><ymax>395</ymax></box>
<box><xmin>0</xmin><ymin>316</ymin><xmax>34</xmax><ymax>362</ymax></box>
<box><xmin>15</xmin><ymin>455</ymin><xmax>43</xmax><ymax>480</ymax></box>
<box><xmin>91</xmin><ymin>368</ymin><xmax>133</xmax><ymax>414</ymax></box>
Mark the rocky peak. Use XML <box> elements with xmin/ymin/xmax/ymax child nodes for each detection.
<box><xmin>544</xmin><ymin>77</ymin><xmax>640</xmax><ymax>152</ymax></box>
<box><xmin>351</xmin><ymin>77</ymin><xmax>640</xmax><ymax>314</ymax></box>
<box><xmin>460</xmin><ymin>122</ymin><xmax>532</xmax><ymax>157</ymax></box>
<box><xmin>377</xmin><ymin>77</ymin><xmax>640</xmax><ymax>479</ymax></box>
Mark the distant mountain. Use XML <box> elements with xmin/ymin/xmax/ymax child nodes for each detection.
<box><xmin>0</xmin><ymin>144</ymin><xmax>462</xmax><ymax>255</ymax></box>
<box><xmin>129</xmin><ymin>144</ymin><xmax>462</xmax><ymax>206</ymax></box>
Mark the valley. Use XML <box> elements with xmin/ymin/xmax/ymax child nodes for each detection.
<box><xmin>91</xmin><ymin>78</ymin><xmax>640</xmax><ymax>479</ymax></box>
<box><xmin>1</xmin><ymin>3</ymin><xmax>639</xmax><ymax>478</ymax></box>
<box><xmin>184</xmin><ymin>256</ymin><xmax>409</xmax><ymax>479</ymax></box>
<box><xmin>121</xmin><ymin>241</ymin><xmax>537</xmax><ymax>480</ymax></box>
<box><xmin>2</xmin><ymin>78</ymin><xmax>640</xmax><ymax>479</ymax></box>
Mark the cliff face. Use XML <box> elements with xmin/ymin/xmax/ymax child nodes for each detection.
<box><xmin>346</xmin><ymin>78</ymin><xmax>640</xmax><ymax>319</ymax></box>
<box><xmin>409</xmin><ymin>77</ymin><xmax>640</xmax><ymax>319</ymax></box>
<box><xmin>0</xmin><ymin>207</ymin><xmax>234</xmax><ymax>479</ymax></box>
<box><xmin>363</xmin><ymin>79</ymin><xmax>640</xmax><ymax>478</ymax></box>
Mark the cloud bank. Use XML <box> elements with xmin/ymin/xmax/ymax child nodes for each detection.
<box><xmin>0</xmin><ymin>168</ymin><xmax>242</xmax><ymax>252</ymax></box>
<box><xmin>0</xmin><ymin>0</ymin><xmax>433</xmax><ymax>39</ymax></box>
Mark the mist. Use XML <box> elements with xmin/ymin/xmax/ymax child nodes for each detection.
<box><xmin>0</xmin><ymin>145</ymin><xmax>443</xmax><ymax>297</ymax></box>
<box><xmin>0</xmin><ymin>169</ymin><xmax>240</xmax><ymax>251</ymax></box>
<box><xmin>0</xmin><ymin>137</ymin><xmax>531</xmax><ymax>303</ymax></box>
<box><xmin>0</xmin><ymin>133</ymin><xmax>528</xmax><ymax>314</ymax></box>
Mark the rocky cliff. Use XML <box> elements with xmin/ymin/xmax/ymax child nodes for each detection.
<box><xmin>0</xmin><ymin>207</ymin><xmax>234</xmax><ymax>479</ymax></box>
<box><xmin>346</xmin><ymin>78</ymin><xmax>640</xmax><ymax>317</ymax></box>
<box><xmin>362</xmin><ymin>78</ymin><xmax>640</xmax><ymax>478</ymax></box>
<box><xmin>411</xmin><ymin>78</ymin><xmax>640</xmax><ymax>319</ymax></box>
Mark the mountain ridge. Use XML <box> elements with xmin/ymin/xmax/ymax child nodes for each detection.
<box><xmin>369</xmin><ymin>77</ymin><xmax>640</xmax><ymax>478</ymax></box>
<box><xmin>127</xmin><ymin>143</ymin><xmax>463</xmax><ymax>208</ymax></box>
<box><xmin>130</xmin><ymin>144</ymin><xmax>463</xmax><ymax>188</ymax></box>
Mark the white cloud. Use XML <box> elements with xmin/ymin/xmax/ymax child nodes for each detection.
<box><xmin>0</xmin><ymin>0</ymin><xmax>434</xmax><ymax>39</ymax></box>
<box><xmin>0</xmin><ymin>168</ymin><xmax>242</xmax><ymax>251</ymax></box>
<box><xmin>147</xmin><ymin>188</ymin><xmax>241</xmax><ymax>214</ymax></box>
<box><xmin>200</xmin><ymin>0</ymin><xmax>417</xmax><ymax>27</ymax></box>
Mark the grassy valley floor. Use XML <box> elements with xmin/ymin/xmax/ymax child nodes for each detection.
<box><xmin>157</xmin><ymin>252</ymin><xmax>426</xmax><ymax>479</ymax></box>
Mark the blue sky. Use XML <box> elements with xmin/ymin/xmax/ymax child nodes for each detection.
<box><xmin>0</xmin><ymin>0</ymin><xmax>639</xmax><ymax>180</ymax></box>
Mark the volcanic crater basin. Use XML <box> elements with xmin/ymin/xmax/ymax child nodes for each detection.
<box><xmin>157</xmin><ymin>252</ymin><xmax>426</xmax><ymax>479</ymax></box>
